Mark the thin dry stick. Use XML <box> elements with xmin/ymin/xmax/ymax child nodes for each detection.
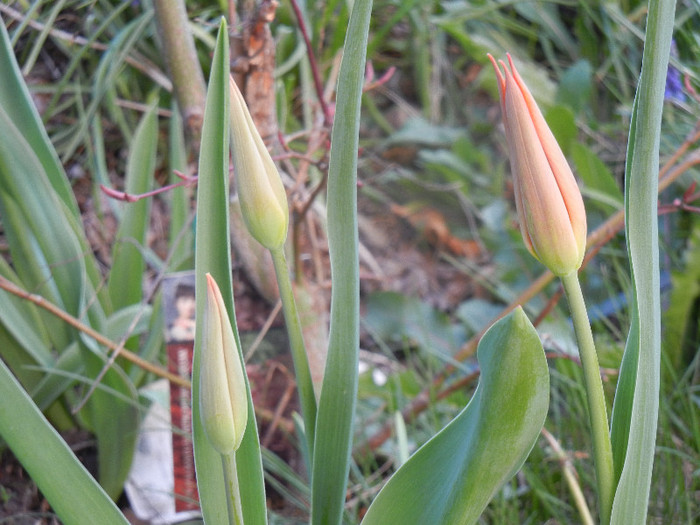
<box><xmin>0</xmin><ymin>276</ymin><xmax>190</xmax><ymax>389</ymax></box>
<box><xmin>78</xmin><ymin>209</ymin><xmax>199</xmax><ymax>408</ymax></box>
<box><xmin>113</xmin><ymin>98</ymin><xmax>173</xmax><ymax>117</ymax></box>
<box><xmin>541</xmin><ymin>427</ymin><xmax>595</xmax><ymax>525</ymax></box>
<box><xmin>359</xmin><ymin>125</ymin><xmax>700</xmax><ymax>454</ymax></box>
<box><xmin>244</xmin><ymin>299</ymin><xmax>283</xmax><ymax>361</ymax></box>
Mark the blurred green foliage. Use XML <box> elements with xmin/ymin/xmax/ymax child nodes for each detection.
<box><xmin>0</xmin><ymin>0</ymin><xmax>697</xmax><ymax>522</ymax></box>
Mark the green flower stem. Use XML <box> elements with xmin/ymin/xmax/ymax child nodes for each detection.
<box><xmin>561</xmin><ymin>271</ymin><xmax>614</xmax><ymax>525</ymax></box>
<box><xmin>222</xmin><ymin>452</ymin><xmax>245</xmax><ymax>525</ymax></box>
<box><xmin>270</xmin><ymin>246</ymin><xmax>317</xmax><ymax>458</ymax></box>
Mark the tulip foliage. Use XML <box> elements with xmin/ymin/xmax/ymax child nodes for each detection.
<box><xmin>485</xmin><ymin>0</ymin><xmax>674</xmax><ymax>516</ymax></box>
<box><xmin>191</xmin><ymin>11</ymin><xmax>549</xmax><ymax>525</ymax></box>
<box><xmin>0</xmin><ymin>0</ymin><xmax>677</xmax><ymax>524</ymax></box>
<box><xmin>361</xmin><ymin>307</ymin><xmax>549</xmax><ymax>524</ymax></box>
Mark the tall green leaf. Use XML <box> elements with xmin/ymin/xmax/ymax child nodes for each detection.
<box><xmin>0</xmin><ymin>105</ymin><xmax>84</xmax><ymax>351</ymax></box>
<box><xmin>0</xmin><ymin>18</ymin><xmax>77</xmax><ymax>216</ymax></box>
<box><xmin>108</xmin><ymin>104</ymin><xmax>157</xmax><ymax>311</ymax></box>
<box><xmin>609</xmin><ymin>0</ymin><xmax>675</xmax><ymax>522</ymax></box>
<box><xmin>311</xmin><ymin>0</ymin><xmax>372</xmax><ymax>523</ymax></box>
<box><xmin>0</xmin><ymin>15</ymin><xmax>107</xmax><ymax>313</ymax></box>
<box><xmin>0</xmin><ymin>358</ymin><xmax>129</xmax><ymax>525</ymax></box>
<box><xmin>167</xmin><ymin>102</ymin><xmax>194</xmax><ymax>271</ymax></box>
<box><xmin>0</xmin><ymin>17</ymin><xmax>140</xmax><ymax>498</ymax></box>
<box><xmin>0</xmin><ymin>15</ymin><xmax>106</xmax><ymax>342</ymax></box>
<box><xmin>192</xmin><ymin>18</ymin><xmax>267</xmax><ymax>525</ymax></box>
<box><xmin>361</xmin><ymin>308</ymin><xmax>549</xmax><ymax>524</ymax></box>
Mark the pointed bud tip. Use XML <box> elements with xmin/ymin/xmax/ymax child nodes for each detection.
<box><xmin>490</xmin><ymin>52</ymin><xmax>587</xmax><ymax>277</ymax></box>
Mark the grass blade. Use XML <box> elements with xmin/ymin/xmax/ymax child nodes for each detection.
<box><xmin>108</xmin><ymin>103</ymin><xmax>157</xmax><ymax>311</ymax></box>
<box><xmin>61</xmin><ymin>11</ymin><xmax>153</xmax><ymax>162</ymax></box>
<box><xmin>167</xmin><ymin>102</ymin><xmax>194</xmax><ymax>271</ymax></box>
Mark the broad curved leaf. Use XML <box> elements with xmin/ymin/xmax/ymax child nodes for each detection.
<box><xmin>362</xmin><ymin>307</ymin><xmax>549</xmax><ymax>525</ymax></box>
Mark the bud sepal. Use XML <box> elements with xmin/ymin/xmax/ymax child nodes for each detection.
<box><xmin>199</xmin><ymin>273</ymin><xmax>248</xmax><ymax>455</ymax></box>
<box><xmin>229</xmin><ymin>77</ymin><xmax>289</xmax><ymax>250</ymax></box>
<box><xmin>489</xmin><ymin>54</ymin><xmax>587</xmax><ymax>277</ymax></box>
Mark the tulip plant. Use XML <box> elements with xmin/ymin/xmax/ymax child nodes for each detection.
<box><xmin>0</xmin><ymin>0</ymin><xmax>678</xmax><ymax>524</ymax></box>
<box><xmin>489</xmin><ymin>53</ymin><xmax>613</xmax><ymax>522</ymax></box>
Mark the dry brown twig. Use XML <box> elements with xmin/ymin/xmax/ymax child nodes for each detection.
<box><xmin>0</xmin><ymin>275</ymin><xmax>190</xmax><ymax>388</ymax></box>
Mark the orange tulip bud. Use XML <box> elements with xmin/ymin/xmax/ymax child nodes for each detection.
<box><xmin>489</xmin><ymin>54</ymin><xmax>587</xmax><ymax>277</ymax></box>
<box><xmin>199</xmin><ymin>273</ymin><xmax>248</xmax><ymax>454</ymax></box>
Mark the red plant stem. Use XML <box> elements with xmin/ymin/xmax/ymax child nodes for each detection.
<box><xmin>100</xmin><ymin>170</ymin><xmax>197</xmax><ymax>202</ymax></box>
<box><xmin>288</xmin><ymin>0</ymin><xmax>333</xmax><ymax>126</ymax></box>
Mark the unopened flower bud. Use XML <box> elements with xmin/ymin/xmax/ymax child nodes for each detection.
<box><xmin>229</xmin><ymin>77</ymin><xmax>289</xmax><ymax>250</ymax></box>
<box><xmin>199</xmin><ymin>273</ymin><xmax>248</xmax><ymax>454</ymax></box>
<box><xmin>489</xmin><ymin>54</ymin><xmax>587</xmax><ymax>277</ymax></box>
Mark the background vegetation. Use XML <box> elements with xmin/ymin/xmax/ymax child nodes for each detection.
<box><xmin>0</xmin><ymin>0</ymin><xmax>698</xmax><ymax>523</ymax></box>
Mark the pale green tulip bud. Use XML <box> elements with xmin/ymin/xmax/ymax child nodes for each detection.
<box><xmin>199</xmin><ymin>273</ymin><xmax>248</xmax><ymax>454</ymax></box>
<box><xmin>489</xmin><ymin>54</ymin><xmax>587</xmax><ymax>277</ymax></box>
<box><xmin>229</xmin><ymin>77</ymin><xmax>289</xmax><ymax>250</ymax></box>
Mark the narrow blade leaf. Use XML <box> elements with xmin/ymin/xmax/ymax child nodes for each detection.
<box><xmin>192</xmin><ymin>18</ymin><xmax>267</xmax><ymax>525</ymax></box>
<box><xmin>609</xmin><ymin>0</ymin><xmax>675</xmax><ymax>522</ymax></box>
<box><xmin>311</xmin><ymin>0</ymin><xmax>373</xmax><ymax>524</ymax></box>
<box><xmin>108</xmin><ymin>104</ymin><xmax>158</xmax><ymax>311</ymax></box>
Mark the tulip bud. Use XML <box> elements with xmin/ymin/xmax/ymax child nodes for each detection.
<box><xmin>229</xmin><ymin>77</ymin><xmax>289</xmax><ymax>250</ymax></box>
<box><xmin>489</xmin><ymin>54</ymin><xmax>587</xmax><ymax>277</ymax></box>
<box><xmin>199</xmin><ymin>273</ymin><xmax>248</xmax><ymax>454</ymax></box>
